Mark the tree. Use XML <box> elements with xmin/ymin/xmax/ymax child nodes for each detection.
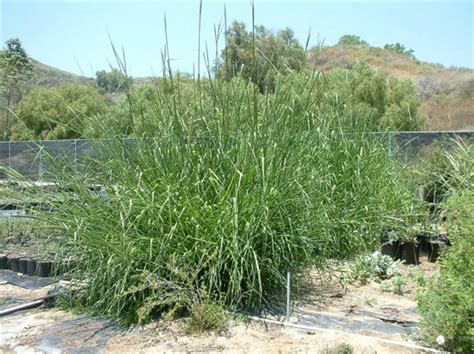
<box><xmin>12</xmin><ymin>85</ymin><xmax>106</xmax><ymax>140</ymax></box>
<box><xmin>217</xmin><ymin>22</ymin><xmax>307</xmax><ymax>92</ymax></box>
<box><xmin>384</xmin><ymin>43</ymin><xmax>416</xmax><ymax>60</ymax></box>
<box><xmin>325</xmin><ymin>62</ymin><xmax>425</xmax><ymax>131</ymax></box>
<box><xmin>96</xmin><ymin>69</ymin><xmax>131</xmax><ymax>93</ymax></box>
<box><xmin>0</xmin><ymin>38</ymin><xmax>34</xmax><ymax>140</ymax></box>
<box><xmin>337</xmin><ymin>34</ymin><xmax>368</xmax><ymax>46</ymax></box>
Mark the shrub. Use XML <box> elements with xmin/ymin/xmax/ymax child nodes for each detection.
<box><xmin>383</xmin><ymin>43</ymin><xmax>416</xmax><ymax>60</ymax></box>
<box><xmin>417</xmin><ymin>189</ymin><xmax>474</xmax><ymax>352</ymax></box>
<box><xmin>188</xmin><ymin>298</ymin><xmax>228</xmax><ymax>333</ymax></box>
<box><xmin>325</xmin><ymin>63</ymin><xmax>425</xmax><ymax>131</ymax></box>
<box><xmin>349</xmin><ymin>252</ymin><xmax>399</xmax><ymax>284</ymax></box>
<box><xmin>325</xmin><ymin>343</ymin><xmax>354</xmax><ymax>354</ymax></box>
<box><xmin>96</xmin><ymin>69</ymin><xmax>131</xmax><ymax>93</ymax></box>
<box><xmin>338</xmin><ymin>35</ymin><xmax>368</xmax><ymax>46</ymax></box>
<box><xmin>12</xmin><ymin>84</ymin><xmax>106</xmax><ymax>140</ymax></box>
<box><xmin>414</xmin><ymin>138</ymin><xmax>474</xmax><ymax>204</ymax></box>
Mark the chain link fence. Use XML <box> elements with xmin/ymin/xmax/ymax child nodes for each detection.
<box><xmin>0</xmin><ymin>131</ymin><xmax>473</xmax><ymax>180</ymax></box>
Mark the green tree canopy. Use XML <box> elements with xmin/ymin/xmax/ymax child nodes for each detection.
<box><xmin>0</xmin><ymin>38</ymin><xmax>34</xmax><ymax>140</ymax></box>
<box><xmin>325</xmin><ymin>63</ymin><xmax>425</xmax><ymax>130</ymax></box>
<box><xmin>384</xmin><ymin>43</ymin><xmax>416</xmax><ymax>60</ymax></box>
<box><xmin>217</xmin><ymin>22</ymin><xmax>308</xmax><ymax>92</ymax></box>
<box><xmin>96</xmin><ymin>68</ymin><xmax>131</xmax><ymax>93</ymax></box>
<box><xmin>337</xmin><ymin>34</ymin><xmax>368</xmax><ymax>46</ymax></box>
<box><xmin>12</xmin><ymin>84</ymin><xmax>106</xmax><ymax>140</ymax></box>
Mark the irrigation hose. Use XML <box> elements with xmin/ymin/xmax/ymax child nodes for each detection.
<box><xmin>248</xmin><ymin>315</ymin><xmax>441</xmax><ymax>353</ymax></box>
<box><xmin>0</xmin><ymin>294</ymin><xmax>56</xmax><ymax>317</ymax></box>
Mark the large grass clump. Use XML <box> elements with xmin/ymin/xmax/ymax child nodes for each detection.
<box><xmin>8</xmin><ymin>70</ymin><xmax>414</xmax><ymax>322</ymax></box>
<box><xmin>4</xmin><ymin>69</ymin><xmax>421</xmax><ymax>323</ymax></box>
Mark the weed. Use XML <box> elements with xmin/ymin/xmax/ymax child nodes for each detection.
<box><xmin>324</xmin><ymin>343</ymin><xmax>354</xmax><ymax>354</ymax></box>
<box><xmin>349</xmin><ymin>252</ymin><xmax>400</xmax><ymax>284</ymax></box>
<box><xmin>187</xmin><ymin>301</ymin><xmax>228</xmax><ymax>334</ymax></box>
<box><xmin>380</xmin><ymin>282</ymin><xmax>391</xmax><ymax>293</ymax></box>
<box><xmin>392</xmin><ymin>276</ymin><xmax>406</xmax><ymax>295</ymax></box>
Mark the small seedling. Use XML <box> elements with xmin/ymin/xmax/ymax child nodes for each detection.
<box><xmin>393</xmin><ymin>276</ymin><xmax>406</xmax><ymax>295</ymax></box>
<box><xmin>380</xmin><ymin>281</ymin><xmax>391</xmax><ymax>292</ymax></box>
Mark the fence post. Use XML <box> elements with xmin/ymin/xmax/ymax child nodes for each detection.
<box><xmin>286</xmin><ymin>271</ymin><xmax>291</xmax><ymax>321</ymax></box>
<box><xmin>8</xmin><ymin>141</ymin><xmax>11</xmax><ymax>169</ymax></box>
<box><xmin>388</xmin><ymin>131</ymin><xmax>392</xmax><ymax>155</ymax></box>
<box><xmin>74</xmin><ymin>139</ymin><xmax>78</xmax><ymax>172</ymax></box>
<box><xmin>38</xmin><ymin>144</ymin><xmax>43</xmax><ymax>181</ymax></box>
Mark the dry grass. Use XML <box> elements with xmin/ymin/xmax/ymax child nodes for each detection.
<box><xmin>420</xmin><ymin>96</ymin><xmax>474</xmax><ymax>131</ymax></box>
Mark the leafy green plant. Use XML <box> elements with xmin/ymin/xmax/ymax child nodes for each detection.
<box><xmin>383</xmin><ymin>43</ymin><xmax>416</xmax><ymax>60</ymax></box>
<box><xmin>380</xmin><ymin>281</ymin><xmax>391</xmax><ymax>293</ymax></box>
<box><xmin>414</xmin><ymin>138</ymin><xmax>474</xmax><ymax>205</ymax></box>
<box><xmin>392</xmin><ymin>276</ymin><xmax>406</xmax><ymax>295</ymax></box>
<box><xmin>324</xmin><ymin>343</ymin><xmax>354</xmax><ymax>354</ymax></box>
<box><xmin>187</xmin><ymin>292</ymin><xmax>228</xmax><ymax>334</ymax></box>
<box><xmin>338</xmin><ymin>35</ymin><xmax>368</xmax><ymax>46</ymax></box>
<box><xmin>12</xmin><ymin>84</ymin><xmax>106</xmax><ymax>140</ymax></box>
<box><xmin>349</xmin><ymin>252</ymin><xmax>400</xmax><ymax>284</ymax></box>
<box><xmin>417</xmin><ymin>189</ymin><xmax>474</xmax><ymax>352</ymax></box>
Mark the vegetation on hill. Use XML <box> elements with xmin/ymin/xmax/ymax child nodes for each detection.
<box><xmin>12</xmin><ymin>85</ymin><xmax>106</xmax><ymax>140</ymax></box>
<box><xmin>310</xmin><ymin>37</ymin><xmax>474</xmax><ymax>131</ymax></box>
<box><xmin>216</xmin><ymin>21</ymin><xmax>308</xmax><ymax>93</ymax></box>
<box><xmin>1</xmin><ymin>30</ymin><xmax>473</xmax><ymax>141</ymax></box>
<box><xmin>0</xmin><ymin>38</ymin><xmax>34</xmax><ymax>140</ymax></box>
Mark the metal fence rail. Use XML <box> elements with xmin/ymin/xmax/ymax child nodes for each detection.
<box><xmin>0</xmin><ymin>131</ymin><xmax>473</xmax><ymax>180</ymax></box>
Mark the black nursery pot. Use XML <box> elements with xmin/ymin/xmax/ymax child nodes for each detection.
<box><xmin>27</xmin><ymin>259</ymin><xmax>37</xmax><ymax>276</ymax></box>
<box><xmin>381</xmin><ymin>241</ymin><xmax>401</xmax><ymax>260</ymax></box>
<box><xmin>37</xmin><ymin>260</ymin><xmax>53</xmax><ymax>277</ymax></box>
<box><xmin>8</xmin><ymin>255</ymin><xmax>20</xmax><ymax>272</ymax></box>
<box><xmin>18</xmin><ymin>258</ymin><xmax>29</xmax><ymax>274</ymax></box>
<box><xmin>0</xmin><ymin>254</ymin><xmax>7</xmax><ymax>269</ymax></box>
<box><xmin>417</xmin><ymin>236</ymin><xmax>431</xmax><ymax>258</ymax></box>
<box><xmin>428</xmin><ymin>240</ymin><xmax>447</xmax><ymax>262</ymax></box>
<box><xmin>401</xmin><ymin>242</ymin><xmax>420</xmax><ymax>265</ymax></box>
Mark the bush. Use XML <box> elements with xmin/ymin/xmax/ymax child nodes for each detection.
<box><xmin>414</xmin><ymin>138</ymin><xmax>474</xmax><ymax>204</ymax></box>
<box><xmin>337</xmin><ymin>35</ymin><xmax>368</xmax><ymax>46</ymax></box>
<box><xmin>325</xmin><ymin>63</ymin><xmax>425</xmax><ymax>131</ymax></box>
<box><xmin>325</xmin><ymin>343</ymin><xmax>354</xmax><ymax>354</ymax></box>
<box><xmin>12</xmin><ymin>84</ymin><xmax>106</xmax><ymax>140</ymax></box>
<box><xmin>188</xmin><ymin>298</ymin><xmax>228</xmax><ymax>333</ymax></box>
<box><xmin>349</xmin><ymin>252</ymin><xmax>399</xmax><ymax>284</ymax></box>
<box><xmin>96</xmin><ymin>69</ymin><xmax>131</xmax><ymax>93</ymax></box>
<box><xmin>383</xmin><ymin>43</ymin><xmax>416</xmax><ymax>60</ymax></box>
<box><xmin>417</xmin><ymin>189</ymin><xmax>474</xmax><ymax>352</ymax></box>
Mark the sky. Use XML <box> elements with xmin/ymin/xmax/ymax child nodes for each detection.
<box><xmin>1</xmin><ymin>1</ymin><xmax>473</xmax><ymax>78</ymax></box>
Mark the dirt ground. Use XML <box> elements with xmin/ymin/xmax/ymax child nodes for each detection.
<box><xmin>0</xmin><ymin>257</ymin><xmax>440</xmax><ymax>353</ymax></box>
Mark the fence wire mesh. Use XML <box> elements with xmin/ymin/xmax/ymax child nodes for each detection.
<box><xmin>0</xmin><ymin>131</ymin><xmax>473</xmax><ymax>180</ymax></box>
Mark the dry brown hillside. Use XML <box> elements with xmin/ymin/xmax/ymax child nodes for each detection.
<box><xmin>310</xmin><ymin>44</ymin><xmax>474</xmax><ymax>131</ymax></box>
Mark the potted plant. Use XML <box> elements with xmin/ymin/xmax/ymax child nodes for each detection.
<box><xmin>380</xmin><ymin>228</ymin><xmax>401</xmax><ymax>260</ymax></box>
<box><xmin>400</xmin><ymin>224</ymin><xmax>422</xmax><ymax>265</ymax></box>
<box><xmin>18</xmin><ymin>257</ymin><xmax>30</xmax><ymax>274</ymax></box>
<box><xmin>26</xmin><ymin>258</ymin><xmax>37</xmax><ymax>276</ymax></box>
<box><xmin>0</xmin><ymin>253</ymin><xmax>7</xmax><ymax>269</ymax></box>
<box><xmin>7</xmin><ymin>253</ymin><xmax>20</xmax><ymax>272</ymax></box>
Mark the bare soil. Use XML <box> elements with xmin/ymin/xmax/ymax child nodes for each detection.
<box><xmin>0</xmin><ymin>257</ymin><xmax>440</xmax><ymax>353</ymax></box>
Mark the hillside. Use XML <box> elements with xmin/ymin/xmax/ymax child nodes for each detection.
<box><xmin>4</xmin><ymin>47</ymin><xmax>473</xmax><ymax>131</ymax></box>
<box><xmin>31</xmin><ymin>58</ymin><xmax>94</xmax><ymax>86</ymax></box>
<box><xmin>310</xmin><ymin>44</ymin><xmax>474</xmax><ymax>131</ymax></box>
<box><xmin>0</xmin><ymin>50</ymin><xmax>95</xmax><ymax>88</ymax></box>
